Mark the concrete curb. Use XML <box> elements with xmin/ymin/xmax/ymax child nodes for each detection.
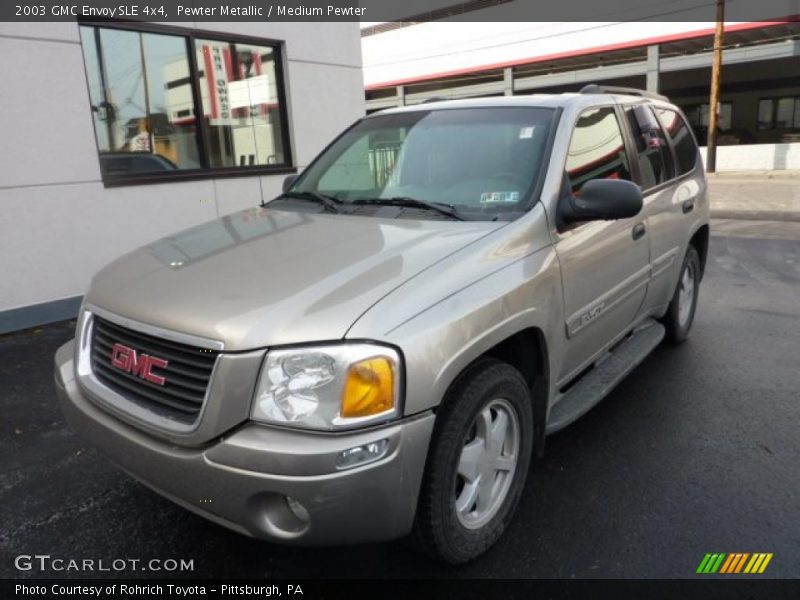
<box><xmin>707</xmin><ymin>170</ymin><xmax>800</xmax><ymax>180</ymax></box>
<box><xmin>710</xmin><ymin>210</ymin><xmax>800</xmax><ymax>222</ymax></box>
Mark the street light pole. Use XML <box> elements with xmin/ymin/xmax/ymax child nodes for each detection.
<box><xmin>706</xmin><ymin>0</ymin><xmax>725</xmax><ymax>173</ymax></box>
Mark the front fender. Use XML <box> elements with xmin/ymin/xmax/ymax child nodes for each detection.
<box><xmin>376</xmin><ymin>245</ymin><xmax>564</xmax><ymax>416</ymax></box>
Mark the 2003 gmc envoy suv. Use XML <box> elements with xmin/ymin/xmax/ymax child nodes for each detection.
<box><xmin>55</xmin><ymin>86</ymin><xmax>709</xmax><ymax>563</ymax></box>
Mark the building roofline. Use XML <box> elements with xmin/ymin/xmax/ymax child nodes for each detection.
<box><xmin>365</xmin><ymin>19</ymin><xmax>795</xmax><ymax>90</ymax></box>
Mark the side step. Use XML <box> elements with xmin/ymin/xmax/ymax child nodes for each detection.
<box><xmin>545</xmin><ymin>319</ymin><xmax>666</xmax><ymax>434</ymax></box>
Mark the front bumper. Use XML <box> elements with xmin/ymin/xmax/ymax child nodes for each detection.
<box><xmin>54</xmin><ymin>340</ymin><xmax>435</xmax><ymax>545</ymax></box>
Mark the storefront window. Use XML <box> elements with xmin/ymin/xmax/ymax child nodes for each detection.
<box><xmin>79</xmin><ymin>24</ymin><xmax>291</xmax><ymax>184</ymax></box>
<box><xmin>757</xmin><ymin>97</ymin><xmax>800</xmax><ymax>130</ymax></box>
<box><xmin>683</xmin><ymin>102</ymin><xmax>732</xmax><ymax>132</ymax></box>
<box><xmin>776</xmin><ymin>98</ymin><xmax>797</xmax><ymax>129</ymax></box>
<box><xmin>757</xmin><ymin>100</ymin><xmax>774</xmax><ymax>130</ymax></box>
<box><xmin>195</xmin><ymin>40</ymin><xmax>286</xmax><ymax>167</ymax></box>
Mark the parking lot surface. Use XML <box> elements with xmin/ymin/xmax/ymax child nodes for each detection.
<box><xmin>1</xmin><ymin>219</ymin><xmax>798</xmax><ymax>579</ymax></box>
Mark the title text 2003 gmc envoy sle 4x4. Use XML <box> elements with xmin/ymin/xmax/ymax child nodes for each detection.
<box><xmin>55</xmin><ymin>86</ymin><xmax>709</xmax><ymax>563</ymax></box>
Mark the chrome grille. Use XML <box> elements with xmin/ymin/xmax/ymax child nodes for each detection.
<box><xmin>90</xmin><ymin>315</ymin><xmax>219</xmax><ymax>422</ymax></box>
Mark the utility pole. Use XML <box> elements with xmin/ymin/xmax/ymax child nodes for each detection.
<box><xmin>706</xmin><ymin>0</ymin><xmax>725</xmax><ymax>173</ymax></box>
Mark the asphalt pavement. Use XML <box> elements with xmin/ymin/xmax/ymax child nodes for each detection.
<box><xmin>708</xmin><ymin>173</ymin><xmax>800</xmax><ymax>222</ymax></box>
<box><xmin>1</xmin><ymin>219</ymin><xmax>798</xmax><ymax>579</ymax></box>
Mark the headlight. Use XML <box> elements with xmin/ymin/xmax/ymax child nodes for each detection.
<box><xmin>252</xmin><ymin>344</ymin><xmax>402</xmax><ymax>430</ymax></box>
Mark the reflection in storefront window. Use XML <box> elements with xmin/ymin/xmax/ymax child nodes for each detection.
<box><xmin>80</xmin><ymin>26</ymin><xmax>201</xmax><ymax>176</ymax></box>
<box><xmin>79</xmin><ymin>25</ymin><xmax>291</xmax><ymax>183</ymax></box>
<box><xmin>195</xmin><ymin>40</ymin><xmax>287</xmax><ymax>168</ymax></box>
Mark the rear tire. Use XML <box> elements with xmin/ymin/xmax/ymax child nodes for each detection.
<box><xmin>412</xmin><ymin>359</ymin><xmax>534</xmax><ymax>564</ymax></box>
<box><xmin>663</xmin><ymin>245</ymin><xmax>701</xmax><ymax>344</ymax></box>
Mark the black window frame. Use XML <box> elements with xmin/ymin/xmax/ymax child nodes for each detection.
<box><xmin>79</xmin><ymin>20</ymin><xmax>295</xmax><ymax>187</ymax></box>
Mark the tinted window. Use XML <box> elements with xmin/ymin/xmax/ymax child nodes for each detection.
<box><xmin>625</xmin><ymin>105</ymin><xmax>673</xmax><ymax>190</ymax></box>
<box><xmin>655</xmin><ymin>108</ymin><xmax>698</xmax><ymax>176</ymax></box>
<box><xmin>565</xmin><ymin>107</ymin><xmax>631</xmax><ymax>194</ymax></box>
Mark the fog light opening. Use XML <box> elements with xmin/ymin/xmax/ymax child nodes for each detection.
<box><xmin>335</xmin><ymin>439</ymin><xmax>389</xmax><ymax>470</ymax></box>
<box><xmin>285</xmin><ymin>496</ymin><xmax>310</xmax><ymax>524</ymax></box>
<box><xmin>249</xmin><ymin>493</ymin><xmax>311</xmax><ymax>539</ymax></box>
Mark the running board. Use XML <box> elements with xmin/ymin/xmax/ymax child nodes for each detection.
<box><xmin>545</xmin><ymin>319</ymin><xmax>665</xmax><ymax>434</ymax></box>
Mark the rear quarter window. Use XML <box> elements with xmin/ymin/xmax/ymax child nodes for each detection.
<box><xmin>655</xmin><ymin>108</ymin><xmax>699</xmax><ymax>176</ymax></box>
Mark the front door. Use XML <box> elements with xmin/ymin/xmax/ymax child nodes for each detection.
<box><xmin>554</xmin><ymin>105</ymin><xmax>651</xmax><ymax>386</ymax></box>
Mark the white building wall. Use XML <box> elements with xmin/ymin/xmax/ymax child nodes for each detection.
<box><xmin>699</xmin><ymin>144</ymin><xmax>800</xmax><ymax>172</ymax></box>
<box><xmin>0</xmin><ymin>22</ymin><xmax>364</xmax><ymax>330</ymax></box>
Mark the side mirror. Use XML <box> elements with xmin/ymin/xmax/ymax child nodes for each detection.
<box><xmin>282</xmin><ymin>174</ymin><xmax>299</xmax><ymax>193</ymax></box>
<box><xmin>559</xmin><ymin>178</ymin><xmax>643</xmax><ymax>226</ymax></box>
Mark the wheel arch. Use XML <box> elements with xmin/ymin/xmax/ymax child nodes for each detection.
<box><xmin>443</xmin><ymin>327</ymin><xmax>550</xmax><ymax>458</ymax></box>
<box><xmin>484</xmin><ymin>327</ymin><xmax>550</xmax><ymax>458</ymax></box>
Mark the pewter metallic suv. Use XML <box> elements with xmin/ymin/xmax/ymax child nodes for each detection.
<box><xmin>55</xmin><ymin>87</ymin><xmax>709</xmax><ymax>563</ymax></box>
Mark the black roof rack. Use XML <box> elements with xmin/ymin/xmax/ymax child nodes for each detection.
<box><xmin>579</xmin><ymin>84</ymin><xmax>668</xmax><ymax>102</ymax></box>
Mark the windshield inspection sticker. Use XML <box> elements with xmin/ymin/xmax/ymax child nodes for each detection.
<box><xmin>481</xmin><ymin>191</ymin><xmax>520</xmax><ymax>204</ymax></box>
<box><xmin>519</xmin><ymin>126</ymin><xmax>536</xmax><ymax>139</ymax></box>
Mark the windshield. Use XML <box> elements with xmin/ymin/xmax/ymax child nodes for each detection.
<box><xmin>288</xmin><ymin>107</ymin><xmax>556</xmax><ymax>221</ymax></box>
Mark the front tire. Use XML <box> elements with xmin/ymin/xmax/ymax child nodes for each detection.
<box><xmin>413</xmin><ymin>359</ymin><xmax>534</xmax><ymax>564</ymax></box>
<box><xmin>663</xmin><ymin>244</ymin><xmax>701</xmax><ymax>344</ymax></box>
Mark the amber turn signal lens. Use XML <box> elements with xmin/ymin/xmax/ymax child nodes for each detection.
<box><xmin>341</xmin><ymin>357</ymin><xmax>394</xmax><ymax>418</ymax></box>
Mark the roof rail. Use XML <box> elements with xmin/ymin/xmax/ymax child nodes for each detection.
<box><xmin>579</xmin><ymin>84</ymin><xmax>668</xmax><ymax>102</ymax></box>
<box><xmin>422</xmin><ymin>96</ymin><xmax>448</xmax><ymax>104</ymax></box>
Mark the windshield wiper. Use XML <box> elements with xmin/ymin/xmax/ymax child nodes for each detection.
<box><xmin>352</xmin><ymin>197</ymin><xmax>464</xmax><ymax>221</ymax></box>
<box><xmin>266</xmin><ymin>191</ymin><xmax>343</xmax><ymax>214</ymax></box>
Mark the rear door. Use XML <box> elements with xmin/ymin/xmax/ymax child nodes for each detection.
<box><xmin>621</xmin><ymin>103</ymin><xmax>682</xmax><ymax>312</ymax></box>
<box><xmin>554</xmin><ymin>105</ymin><xmax>651</xmax><ymax>385</ymax></box>
<box><xmin>632</xmin><ymin>105</ymin><xmax>705</xmax><ymax>311</ymax></box>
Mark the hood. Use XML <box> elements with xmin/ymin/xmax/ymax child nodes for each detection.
<box><xmin>86</xmin><ymin>207</ymin><xmax>502</xmax><ymax>350</ymax></box>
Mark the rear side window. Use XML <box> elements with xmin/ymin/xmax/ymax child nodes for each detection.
<box><xmin>565</xmin><ymin>106</ymin><xmax>631</xmax><ymax>193</ymax></box>
<box><xmin>655</xmin><ymin>108</ymin><xmax>699</xmax><ymax>176</ymax></box>
<box><xmin>624</xmin><ymin>105</ymin><xmax>673</xmax><ymax>190</ymax></box>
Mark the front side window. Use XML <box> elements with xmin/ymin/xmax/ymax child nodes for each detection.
<box><xmin>624</xmin><ymin>104</ymin><xmax>673</xmax><ymax>190</ymax></box>
<box><xmin>655</xmin><ymin>108</ymin><xmax>699</xmax><ymax>176</ymax></box>
<box><xmin>80</xmin><ymin>24</ymin><xmax>291</xmax><ymax>184</ymax></box>
<box><xmin>288</xmin><ymin>107</ymin><xmax>556</xmax><ymax>221</ymax></box>
<box><xmin>565</xmin><ymin>106</ymin><xmax>631</xmax><ymax>194</ymax></box>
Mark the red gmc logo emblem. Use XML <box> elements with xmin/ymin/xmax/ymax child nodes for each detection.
<box><xmin>110</xmin><ymin>343</ymin><xmax>169</xmax><ymax>386</ymax></box>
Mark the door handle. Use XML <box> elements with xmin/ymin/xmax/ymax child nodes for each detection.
<box><xmin>682</xmin><ymin>198</ymin><xmax>695</xmax><ymax>214</ymax></box>
<box><xmin>632</xmin><ymin>222</ymin><xmax>646</xmax><ymax>241</ymax></box>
